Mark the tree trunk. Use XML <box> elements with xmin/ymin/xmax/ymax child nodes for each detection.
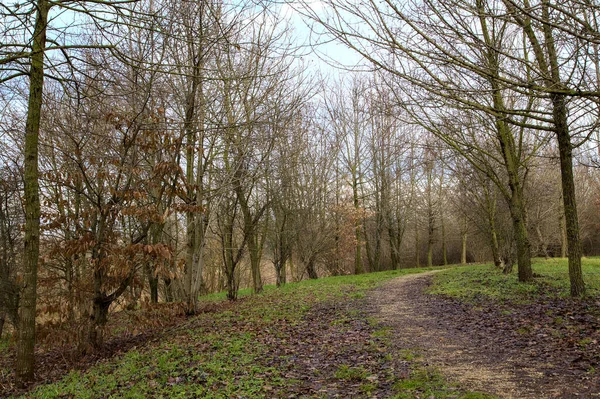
<box><xmin>280</xmin><ymin>260</ymin><xmax>287</xmax><ymax>286</ymax></box>
<box><xmin>389</xmin><ymin>210</ymin><xmax>405</xmax><ymax>270</ymax></box>
<box><xmin>461</xmin><ymin>232</ymin><xmax>467</xmax><ymax>265</ymax></box>
<box><xmin>495</xmin><ymin>108</ymin><xmax>533</xmax><ymax>282</ymax></box>
<box><xmin>559</xmin><ymin>203</ymin><xmax>568</xmax><ymax>258</ymax></box>
<box><xmin>65</xmin><ymin>259</ymin><xmax>76</xmax><ymax>322</ymax></box>
<box><xmin>509</xmin><ymin>190</ymin><xmax>532</xmax><ymax>281</ymax></box>
<box><xmin>388</xmin><ymin>222</ymin><xmax>400</xmax><ymax>270</ymax></box>
<box><xmin>86</xmin><ymin>297</ymin><xmax>110</xmax><ymax>350</ymax></box>
<box><xmin>553</xmin><ymin>93</ymin><xmax>585</xmax><ymax>296</ymax></box>
<box><xmin>374</xmin><ymin>212</ymin><xmax>383</xmax><ymax>271</ymax></box>
<box><xmin>426</xmin><ymin>158</ymin><xmax>434</xmax><ymax>267</ymax></box>
<box><xmin>490</xmin><ymin>225</ymin><xmax>501</xmax><ymax>269</ymax></box>
<box><xmin>427</xmin><ymin>214</ymin><xmax>434</xmax><ymax>267</ymax></box>
<box><xmin>535</xmin><ymin>225</ymin><xmax>549</xmax><ymax>259</ymax></box>
<box><xmin>477</xmin><ymin>1</ymin><xmax>533</xmax><ymax>282</ymax></box>
<box><xmin>306</xmin><ymin>256</ymin><xmax>318</xmax><ymax>279</ymax></box>
<box><xmin>0</xmin><ymin>313</ymin><xmax>5</xmax><ymax>338</ymax></box>
<box><xmin>149</xmin><ymin>273</ymin><xmax>159</xmax><ymax>303</ymax></box>
<box><xmin>144</xmin><ymin>236</ymin><xmax>159</xmax><ymax>303</ymax></box>
<box><xmin>249</xmin><ymin>239</ymin><xmax>263</xmax><ymax>294</ymax></box>
<box><xmin>222</xmin><ymin>209</ymin><xmax>239</xmax><ymax>301</ymax></box>
<box><xmin>164</xmin><ymin>278</ymin><xmax>174</xmax><ymax>302</ymax></box>
<box><xmin>353</xmin><ymin>183</ymin><xmax>363</xmax><ymax>274</ymax></box>
<box><xmin>441</xmin><ymin>217</ymin><xmax>447</xmax><ymax>266</ymax></box>
<box><xmin>515</xmin><ymin>0</ymin><xmax>584</xmax><ymax>294</ymax></box>
<box><xmin>485</xmin><ymin>190</ymin><xmax>502</xmax><ymax>268</ymax></box>
<box><xmin>492</xmin><ymin>109</ymin><xmax>533</xmax><ymax>281</ymax></box>
<box><xmin>224</xmin><ymin>243</ymin><xmax>238</xmax><ymax>300</ymax></box>
<box><xmin>415</xmin><ymin>217</ymin><xmax>420</xmax><ymax>268</ymax></box>
<box><xmin>183</xmin><ymin>40</ymin><xmax>205</xmax><ymax>313</ymax></box>
<box><xmin>275</xmin><ymin>263</ymin><xmax>285</xmax><ymax>287</ymax></box>
<box><xmin>185</xmin><ymin>211</ymin><xmax>197</xmax><ymax>312</ymax></box>
<box><xmin>0</xmin><ymin>204</ymin><xmax>17</xmax><ymax>334</ymax></box>
<box><xmin>226</xmin><ymin>270</ymin><xmax>237</xmax><ymax>301</ymax></box>
<box><xmin>273</xmin><ymin>216</ymin><xmax>289</xmax><ymax>288</ymax></box>
<box><xmin>16</xmin><ymin>0</ymin><xmax>49</xmax><ymax>387</ymax></box>
<box><xmin>439</xmin><ymin>167</ymin><xmax>447</xmax><ymax>266</ymax></box>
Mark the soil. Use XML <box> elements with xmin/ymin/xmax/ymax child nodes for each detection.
<box><xmin>369</xmin><ymin>271</ymin><xmax>600</xmax><ymax>399</ymax></box>
<box><xmin>259</xmin><ymin>298</ymin><xmax>411</xmax><ymax>398</ymax></box>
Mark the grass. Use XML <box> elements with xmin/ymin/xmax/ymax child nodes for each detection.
<box><xmin>334</xmin><ymin>364</ymin><xmax>369</xmax><ymax>381</ymax></box>
<box><xmin>0</xmin><ymin>337</ymin><xmax>11</xmax><ymax>352</ymax></box>
<box><xmin>15</xmin><ymin>258</ymin><xmax>587</xmax><ymax>398</ymax></box>
<box><xmin>429</xmin><ymin>257</ymin><xmax>600</xmax><ymax>303</ymax></box>
<box><xmin>9</xmin><ymin>264</ymin><xmax>506</xmax><ymax>398</ymax></box>
<box><xmin>200</xmin><ymin>265</ymin><xmax>451</xmax><ymax>303</ymax></box>
<box><xmin>19</xmin><ymin>266</ymin><xmax>449</xmax><ymax>399</ymax></box>
<box><xmin>392</xmin><ymin>367</ymin><xmax>496</xmax><ymax>399</ymax></box>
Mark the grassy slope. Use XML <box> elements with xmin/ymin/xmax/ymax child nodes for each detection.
<box><xmin>430</xmin><ymin>257</ymin><xmax>600</xmax><ymax>302</ymax></box>
<box><xmin>18</xmin><ymin>266</ymin><xmax>493</xmax><ymax>399</ymax></box>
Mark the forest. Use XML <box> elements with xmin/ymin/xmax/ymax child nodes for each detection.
<box><xmin>1</xmin><ymin>0</ymin><xmax>600</xmax><ymax>396</ymax></box>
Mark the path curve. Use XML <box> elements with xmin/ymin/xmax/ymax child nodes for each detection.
<box><xmin>368</xmin><ymin>271</ymin><xmax>551</xmax><ymax>399</ymax></box>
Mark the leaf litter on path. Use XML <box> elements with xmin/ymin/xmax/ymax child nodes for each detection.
<box><xmin>369</xmin><ymin>272</ymin><xmax>600</xmax><ymax>399</ymax></box>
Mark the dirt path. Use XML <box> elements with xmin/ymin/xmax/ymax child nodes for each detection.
<box><xmin>368</xmin><ymin>272</ymin><xmax>583</xmax><ymax>399</ymax></box>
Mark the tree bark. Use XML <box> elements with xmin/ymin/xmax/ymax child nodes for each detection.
<box><xmin>16</xmin><ymin>0</ymin><xmax>49</xmax><ymax>387</ymax></box>
<box><xmin>489</xmin><ymin>221</ymin><xmax>502</xmax><ymax>268</ymax></box>
<box><xmin>439</xmin><ymin>168</ymin><xmax>447</xmax><ymax>266</ymax></box>
<box><xmin>427</xmin><ymin>210</ymin><xmax>434</xmax><ymax>267</ymax></box>
<box><xmin>248</xmin><ymin>232</ymin><xmax>263</xmax><ymax>294</ymax></box>
<box><xmin>388</xmin><ymin>224</ymin><xmax>400</xmax><ymax>270</ymax></box>
<box><xmin>553</xmin><ymin>93</ymin><xmax>585</xmax><ymax>296</ymax></box>
<box><xmin>237</xmin><ymin>193</ymin><xmax>265</xmax><ymax>294</ymax></box>
<box><xmin>164</xmin><ymin>278</ymin><xmax>174</xmax><ymax>302</ymax></box>
<box><xmin>148</xmin><ymin>271</ymin><xmax>159</xmax><ymax>303</ymax></box>
<box><xmin>477</xmin><ymin>0</ymin><xmax>533</xmax><ymax>281</ymax></box>
<box><xmin>87</xmin><ymin>297</ymin><xmax>110</xmax><ymax>350</ymax></box>
<box><xmin>461</xmin><ymin>232</ymin><xmax>467</xmax><ymax>265</ymax></box>
<box><xmin>440</xmin><ymin>217</ymin><xmax>447</xmax><ymax>266</ymax></box>
<box><xmin>426</xmin><ymin>156</ymin><xmax>435</xmax><ymax>267</ymax></box>
<box><xmin>306</xmin><ymin>256</ymin><xmax>318</xmax><ymax>279</ymax></box>
<box><xmin>559</xmin><ymin>199</ymin><xmax>568</xmax><ymax>258</ymax></box>
<box><xmin>183</xmin><ymin>37</ymin><xmax>205</xmax><ymax>313</ymax></box>
<box><xmin>223</xmin><ymin>213</ymin><xmax>238</xmax><ymax>301</ymax></box>
<box><xmin>508</xmin><ymin>0</ymin><xmax>583</xmax><ymax>293</ymax></box>
<box><xmin>541</xmin><ymin>0</ymin><xmax>584</xmax><ymax>295</ymax></box>
<box><xmin>508</xmin><ymin>187</ymin><xmax>533</xmax><ymax>281</ymax></box>
<box><xmin>352</xmin><ymin>177</ymin><xmax>363</xmax><ymax>274</ymax></box>
<box><xmin>415</xmin><ymin>213</ymin><xmax>420</xmax><ymax>268</ymax></box>
<box><xmin>494</xmin><ymin>88</ymin><xmax>533</xmax><ymax>282</ymax></box>
<box><xmin>276</xmin><ymin>261</ymin><xmax>287</xmax><ymax>287</ymax></box>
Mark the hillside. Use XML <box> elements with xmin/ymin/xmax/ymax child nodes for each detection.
<box><xmin>6</xmin><ymin>267</ymin><xmax>491</xmax><ymax>399</ymax></box>
<box><xmin>4</xmin><ymin>258</ymin><xmax>600</xmax><ymax>398</ymax></box>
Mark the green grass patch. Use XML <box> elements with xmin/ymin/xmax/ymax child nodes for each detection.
<box><xmin>334</xmin><ymin>364</ymin><xmax>369</xmax><ymax>381</ymax></box>
<box><xmin>429</xmin><ymin>258</ymin><xmax>600</xmax><ymax>302</ymax></box>
<box><xmin>393</xmin><ymin>367</ymin><xmax>496</xmax><ymax>399</ymax></box>
<box><xmin>398</xmin><ymin>349</ymin><xmax>420</xmax><ymax>362</ymax></box>
<box><xmin>0</xmin><ymin>336</ymin><xmax>12</xmax><ymax>356</ymax></box>
<box><xmin>201</xmin><ymin>266</ymin><xmax>448</xmax><ymax>303</ymax></box>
